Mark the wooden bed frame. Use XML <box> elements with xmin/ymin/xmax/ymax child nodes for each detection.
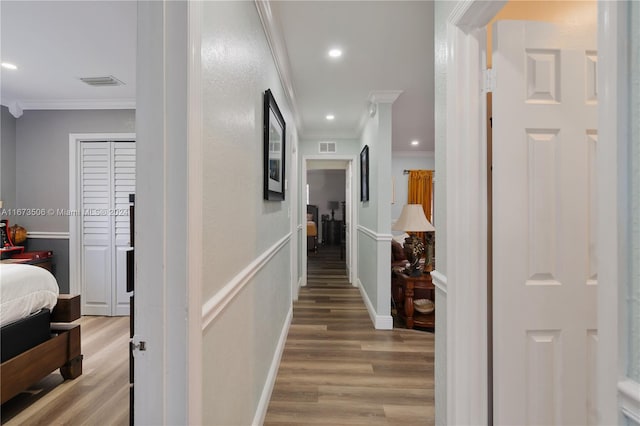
<box><xmin>1</xmin><ymin>296</ymin><xmax>83</xmax><ymax>405</ymax></box>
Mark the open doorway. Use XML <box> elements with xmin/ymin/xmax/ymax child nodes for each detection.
<box><xmin>301</xmin><ymin>157</ymin><xmax>357</xmax><ymax>287</ymax></box>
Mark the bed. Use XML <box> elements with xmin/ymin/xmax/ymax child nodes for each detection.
<box><xmin>0</xmin><ymin>263</ymin><xmax>82</xmax><ymax>404</ymax></box>
<box><xmin>307</xmin><ymin>204</ymin><xmax>319</xmax><ymax>253</ymax></box>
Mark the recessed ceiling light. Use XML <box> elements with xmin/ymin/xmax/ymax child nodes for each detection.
<box><xmin>1</xmin><ymin>62</ymin><xmax>17</xmax><ymax>70</ymax></box>
<box><xmin>328</xmin><ymin>49</ymin><xmax>342</xmax><ymax>58</ymax></box>
<box><xmin>326</xmin><ymin>114</ymin><xmax>335</xmax><ymax>121</ymax></box>
<box><xmin>411</xmin><ymin>140</ymin><xmax>420</xmax><ymax>146</ymax></box>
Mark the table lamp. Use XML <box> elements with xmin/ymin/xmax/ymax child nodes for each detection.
<box><xmin>392</xmin><ymin>204</ymin><xmax>435</xmax><ymax>276</ymax></box>
<box><xmin>328</xmin><ymin>201</ymin><xmax>339</xmax><ymax>220</ymax></box>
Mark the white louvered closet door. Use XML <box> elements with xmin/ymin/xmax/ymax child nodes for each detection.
<box><xmin>81</xmin><ymin>141</ymin><xmax>135</xmax><ymax>316</ymax></box>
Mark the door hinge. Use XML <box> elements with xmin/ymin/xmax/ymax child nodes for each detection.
<box><xmin>132</xmin><ymin>335</ymin><xmax>147</xmax><ymax>354</ymax></box>
<box><xmin>484</xmin><ymin>68</ymin><xmax>496</xmax><ymax>93</ymax></box>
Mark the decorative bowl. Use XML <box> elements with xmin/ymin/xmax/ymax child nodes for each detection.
<box><xmin>413</xmin><ymin>298</ymin><xmax>435</xmax><ymax>314</ymax></box>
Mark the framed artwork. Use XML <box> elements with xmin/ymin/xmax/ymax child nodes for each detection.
<box><xmin>360</xmin><ymin>145</ymin><xmax>369</xmax><ymax>201</ymax></box>
<box><xmin>263</xmin><ymin>89</ymin><xmax>286</xmax><ymax>201</ymax></box>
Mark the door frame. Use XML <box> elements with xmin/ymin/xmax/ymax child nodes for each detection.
<box><xmin>68</xmin><ymin>132</ymin><xmax>136</xmax><ymax>306</ymax></box>
<box><xmin>301</xmin><ymin>155</ymin><xmax>358</xmax><ymax>287</ymax></box>
<box><xmin>596</xmin><ymin>2</ymin><xmax>638</xmax><ymax>423</ymax></box>
<box><xmin>444</xmin><ymin>0</ymin><xmax>630</xmax><ymax>423</ymax></box>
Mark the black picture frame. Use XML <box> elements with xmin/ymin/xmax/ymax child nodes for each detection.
<box><xmin>360</xmin><ymin>145</ymin><xmax>369</xmax><ymax>201</ymax></box>
<box><xmin>263</xmin><ymin>89</ymin><xmax>286</xmax><ymax>201</ymax></box>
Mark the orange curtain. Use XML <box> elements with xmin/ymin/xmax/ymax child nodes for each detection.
<box><xmin>407</xmin><ymin>170</ymin><xmax>433</xmax><ymax>222</ymax></box>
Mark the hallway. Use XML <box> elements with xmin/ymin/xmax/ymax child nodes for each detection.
<box><xmin>265</xmin><ymin>246</ymin><xmax>434</xmax><ymax>424</ymax></box>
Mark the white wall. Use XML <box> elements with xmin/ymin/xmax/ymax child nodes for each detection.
<box><xmin>199</xmin><ymin>2</ymin><xmax>295</xmax><ymax>424</ymax></box>
<box><xmin>433</xmin><ymin>2</ymin><xmax>457</xmax><ymax>424</ymax></box>
<box><xmin>391</xmin><ymin>151</ymin><xmax>435</xmax><ymax>223</ymax></box>
<box><xmin>357</xmin><ymin>100</ymin><xmax>394</xmax><ymax>329</ymax></box>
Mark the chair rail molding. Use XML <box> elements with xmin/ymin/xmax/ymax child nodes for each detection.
<box><xmin>201</xmin><ymin>232</ymin><xmax>292</xmax><ymax>330</ymax></box>
<box><xmin>27</xmin><ymin>231</ymin><xmax>70</xmax><ymax>240</ymax></box>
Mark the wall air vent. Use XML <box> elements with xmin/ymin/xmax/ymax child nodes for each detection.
<box><xmin>319</xmin><ymin>141</ymin><xmax>337</xmax><ymax>153</ymax></box>
<box><xmin>79</xmin><ymin>75</ymin><xmax>124</xmax><ymax>87</ymax></box>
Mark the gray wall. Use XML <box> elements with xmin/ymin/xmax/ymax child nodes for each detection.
<box><xmin>308</xmin><ymin>169</ymin><xmax>346</xmax><ymax>242</ymax></box>
<box><xmin>8</xmin><ymin>109</ymin><xmax>134</xmax><ymax>295</ymax></box>
<box><xmin>15</xmin><ymin>109</ymin><xmax>135</xmax><ymax>231</ymax></box>
<box><xmin>23</xmin><ymin>238</ymin><xmax>70</xmax><ymax>293</ymax></box>
<box><xmin>1</xmin><ymin>106</ymin><xmax>17</xmax><ymax>211</ymax></box>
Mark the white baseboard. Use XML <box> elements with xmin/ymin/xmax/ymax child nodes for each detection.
<box><xmin>252</xmin><ymin>306</ymin><xmax>293</xmax><ymax>426</ymax></box>
<box><xmin>357</xmin><ymin>279</ymin><xmax>393</xmax><ymax>330</ymax></box>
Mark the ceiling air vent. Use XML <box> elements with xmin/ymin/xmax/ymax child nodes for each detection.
<box><xmin>79</xmin><ymin>75</ymin><xmax>124</xmax><ymax>87</ymax></box>
<box><xmin>319</xmin><ymin>141</ymin><xmax>337</xmax><ymax>153</ymax></box>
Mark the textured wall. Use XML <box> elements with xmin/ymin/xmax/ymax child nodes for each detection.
<box><xmin>199</xmin><ymin>2</ymin><xmax>295</xmax><ymax>423</ymax></box>
<box><xmin>1</xmin><ymin>106</ymin><xmax>17</xmax><ymax>211</ymax></box>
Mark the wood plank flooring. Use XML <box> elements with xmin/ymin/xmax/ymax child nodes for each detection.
<box><xmin>265</xmin><ymin>246</ymin><xmax>435</xmax><ymax>425</ymax></box>
<box><xmin>1</xmin><ymin>316</ymin><xmax>129</xmax><ymax>425</ymax></box>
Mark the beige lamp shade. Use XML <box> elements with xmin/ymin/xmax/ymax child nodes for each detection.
<box><xmin>392</xmin><ymin>204</ymin><xmax>435</xmax><ymax>232</ymax></box>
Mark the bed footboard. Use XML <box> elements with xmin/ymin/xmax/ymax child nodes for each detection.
<box><xmin>1</xmin><ymin>323</ymin><xmax>82</xmax><ymax>404</ymax></box>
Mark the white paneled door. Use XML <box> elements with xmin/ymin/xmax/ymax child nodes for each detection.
<box><xmin>81</xmin><ymin>141</ymin><xmax>135</xmax><ymax>316</ymax></box>
<box><xmin>492</xmin><ymin>21</ymin><xmax>597</xmax><ymax>425</ymax></box>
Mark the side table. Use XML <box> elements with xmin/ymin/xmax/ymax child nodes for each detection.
<box><xmin>393</xmin><ymin>271</ymin><xmax>435</xmax><ymax>329</ymax></box>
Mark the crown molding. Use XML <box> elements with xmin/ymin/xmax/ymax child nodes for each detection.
<box><xmin>449</xmin><ymin>0</ymin><xmax>506</xmax><ymax>30</ymax></box>
<box><xmin>356</xmin><ymin>90</ymin><xmax>404</xmax><ymax>139</ymax></box>
<box><xmin>255</xmin><ymin>0</ymin><xmax>303</xmax><ymax>135</ymax></box>
<box><xmin>2</xmin><ymin>98</ymin><xmax>136</xmax><ymax>118</ymax></box>
<box><xmin>368</xmin><ymin>90</ymin><xmax>403</xmax><ymax>104</ymax></box>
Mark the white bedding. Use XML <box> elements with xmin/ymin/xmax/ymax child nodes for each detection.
<box><xmin>0</xmin><ymin>264</ymin><xmax>59</xmax><ymax>327</ymax></box>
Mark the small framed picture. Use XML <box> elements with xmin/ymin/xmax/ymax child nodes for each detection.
<box><xmin>263</xmin><ymin>89</ymin><xmax>286</xmax><ymax>201</ymax></box>
<box><xmin>360</xmin><ymin>145</ymin><xmax>369</xmax><ymax>202</ymax></box>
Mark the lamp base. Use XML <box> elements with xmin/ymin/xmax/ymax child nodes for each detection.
<box><xmin>409</xmin><ymin>267</ymin><xmax>423</xmax><ymax>277</ymax></box>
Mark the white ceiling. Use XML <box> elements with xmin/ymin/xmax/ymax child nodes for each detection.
<box><xmin>0</xmin><ymin>1</ymin><xmax>434</xmax><ymax>152</ymax></box>
<box><xmin>272</xmin><ymin>1</ymin><xmax>434</xmax><ymax>152</ymax></box>
<box><xmin>0</xmin><ymin>1</ymin><xmax>136</xmax><ymax>111</ymax></box>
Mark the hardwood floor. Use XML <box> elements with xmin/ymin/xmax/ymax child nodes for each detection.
<box><xmin>2</xmin><ymin>248</ymin><xmax>433</xmax><ymax>425</ymax></box>
<box><xmin>1</xmin><ymin>316</ymin><xmax>130</xmax><ymax>425</ymax></box>
<box><xmin>265</xmin><ymin>245</ymin><xmax>435</xmax><ymax>425</ymax></box>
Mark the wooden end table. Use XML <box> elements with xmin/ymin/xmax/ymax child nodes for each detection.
<box><xmin>393</xmin><ymin>271</ymin><xmax>435</xmax><ymax>329</ymax></box>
